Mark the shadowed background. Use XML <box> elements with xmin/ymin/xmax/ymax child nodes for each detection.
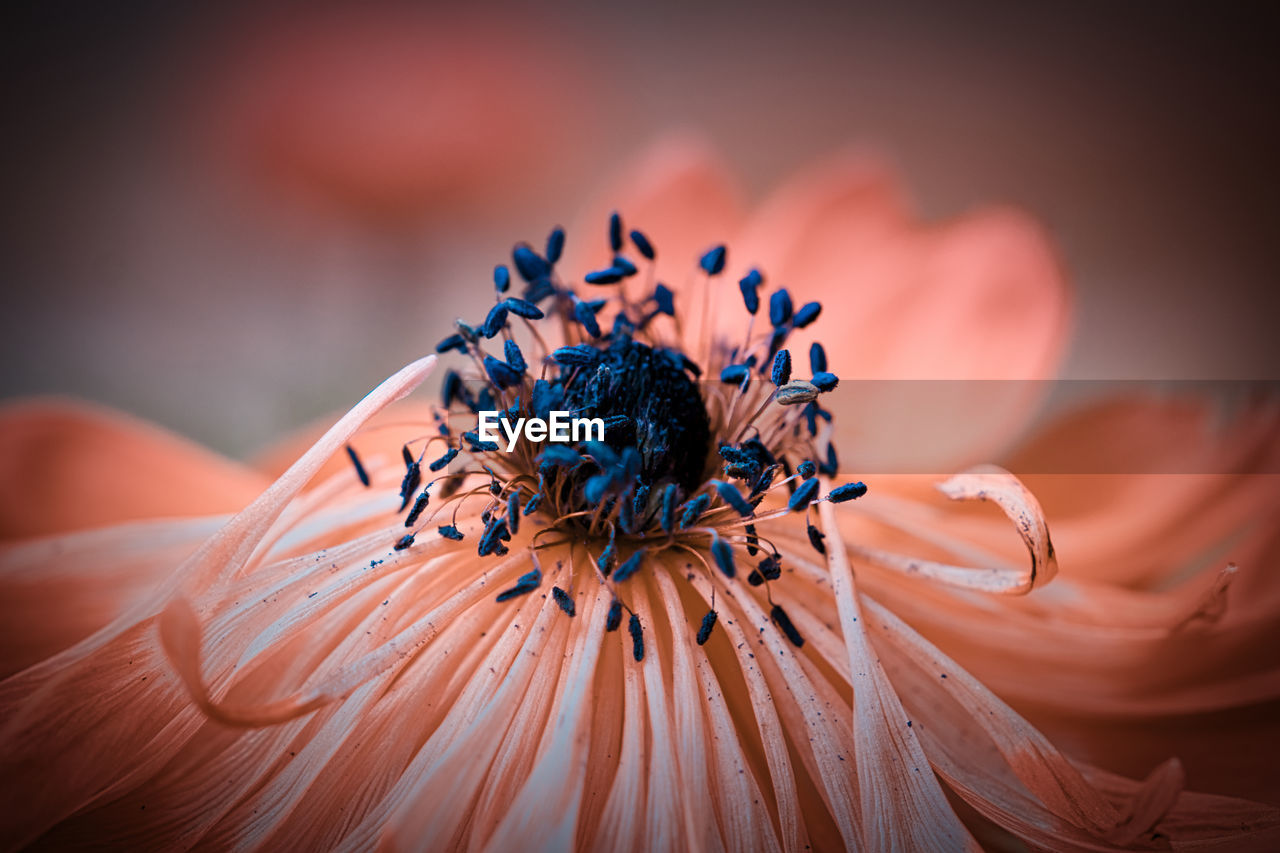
<box><xmin>2</xmin><ymin>0</ymin><xmax>1277</xmax><ymax>456</ymax></box>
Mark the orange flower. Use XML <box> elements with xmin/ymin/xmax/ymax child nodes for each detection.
<box><xmin>2</xmin><ymin>139</ymin><xmax>1277</xmax><ymax>851</ymax></box>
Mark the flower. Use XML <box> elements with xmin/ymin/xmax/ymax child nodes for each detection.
<box><xmin>2</xmin><ymin>141</ymin><xmax>1278</xmax><ymax>851</ymax></box>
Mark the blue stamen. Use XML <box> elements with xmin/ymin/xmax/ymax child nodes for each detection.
<box><xmin>429</xmin><ymin>447</ymin><xmax>459</xmax><ymax>472</ymax></box>
<box><xmin>660</xmin><ymin>483</ymin><xmax>678</xmax><ymax>533</ymax></box>
<box><xmin>628</xmin><ymin>613</ymin><xmax>645</xmax><ymax>661</ymax></box>
<box><xmin>771</xmin><ymin>604</ymin><xmax>804</xmax><ymax>647</ymax></box>
<box><xmin>552</xmin><ymin>586</ymin><xmax>576</xmax><ymax>617</ymax></box>
<box><xmin>585</xmin><ymin>268</ymin><xmax>625</xmax><ymax>285</ymax></box>
<box><xmin>435</xmin><ymin>333</ymin><xmax>468</xmax><ymax>354</ymax></box>
<box><xmin>546</xmin><ymin>227</ymin><xmax>566</xmax><ymax>264</ymax></box>
<box><xmin>809</xmin><ymin>342</ymin><xmax>827</xmax><ymax>373</ymax></box>
<box><xmin>504</xmin><ymin>339</ymin><xmax>527</xmax><ymax>373</ymax></box>
<box><xmin>483</xmin><ymin>355</ymin><xmax>522</xmax><ymax>390</ymax></box>
<box><xmin>613</xmin><ymin>550</ymin><xmax>644</xmax><ymax>583</ymax></box>
<box><xmin>828</xmin><ymin>482</ymin><xmax>867</xmax><ymax>502</ymax></box>
<box><xmin>629</xmin><ymin>229</ymin><xmax>655</xmax><ymax>260</ymax></box>
<box><xmin>792</xmin><ymin>301</ymin><xmax>822</xmax><ymax>328</ymax></box>
<box><xmin>807</xmin><ymin>522</ymin><xmax>826</xmax><ymax>554</ymax></box>
<box><xmin>798</xmin><ymin>460</ymin><xmax>816</xmax><ymax>478</ymax></box>
<box><xmin>481</xmin><ymin>304</ymin><xmax>509</xmax><ymax>339</ymax></box>
<box><xmin>502</xmin><ymin>297</ymin><xmax>544</xmax><ymax>319</ymax></box>
<box><xmin>551</xmin><ymin>344</ymin><xmax>600</xmax><ymax>366</ymax></box>
<box><xmin>712</xmin><ymin>480</ymin><xmax>754</xmax><ymax>517</ymax></box>
<box><xmin>811</xmin><ymin>372</ymin><xmax>838</xmax><ymax>392</ymax></box>
<box><xmin>438</xmin><ymin>524</ymin><xmax>464</xmax><ymax>541</ymax></box>
<box><xmin>788</xmin><ymin>477</ymin><xmax>819</xmax><ymax>512</ymax></box>
<box><xmin>612</xmin><ymin>256</ymin><xmax>638</xmax><ymax>277</ymax></box>
<box><xmin>398</xmin><ymin>462</ymin><xmax>422</xmax><ymax>512</ymax></box>
<box><xmin>711</xmin><ymin>536</ymin><xmax>736</xmax><ymax>578</ymax></box>
<box><xmin>494</xmin><ymin>264</ymin><xmax>511</xmax><ymax>293</ymax></box>
<box><xmin>769</xmin><ymin>289</ymin><xmax>793</xmax><ymax>326</ymax></box>
<box><xmin>606</xmin><ymin>599</ymin><xmax>623</xmax><ymax>631</ymax></box>
<box><xmin>653</xmin><ymin>283</ymin><xmax>675</xmax><ymax>316</ymax></box>
<box><xmin>394</xmin><ymin>533</ymin><xmax>415</xmax><ymax>551</ymax></box>
<box><xmin>609</xmin><ymin>212</ymin><xmax>623</xmax><ymax>252</ymax></box>
<box><xmin>738</xmin><ymin>269</ymin><xmax>762</xmax><ymax>314</ymax></box>
<box><xmin>574</xmin><ymin>300</ymin><xmax>602</xmax><ymax>338</ymax></box>
<box><xmin>345</xmin><ymin>444</ymin><xmax>370</xmax><ymax>487</ymax></box>
<box><xmin>771</xmin><ymin>349</ymin><xmax>792</xmax><ymax>386</ymax></box>
<box><xmin>699</xmin><ymin>245</ymin><xmax>727</xmax><ymax>275</ymax></box>
<box><xmin>512</xmin><ymin>244</ymin><xmax>549</xmax><ymax>282</ymax></box>
<box><xmin>598</xmin><ymin>540</ymin><xmax>617</xmax><ymax>574</ymax></box>
<box><xmin>696</xmin><ymin>610</ymin><xmax>717</xmax><ymax>645</ymax></box>
<box><xmin>680</xmin><ymin>493</ymin><xmax>710</xmax><ymax>528</ymax></box>
<box><xmin>496</xmin><ymin>567</ymin><xmax>541</xmax><ymax>602</ymax></box>
<box><xmin>507</xmin><ymin>492</ymin><xmax>520</xmax><ymax>534</ymax></box>
<box><xmin>405</xmin><ymin>489</ymin><xmax>430</xmax><ymax>527</ymax></box>
<box><xmin>719</xmin><ymin>364</ymin><xmax>749</xmax><ymax>385</ymax></box>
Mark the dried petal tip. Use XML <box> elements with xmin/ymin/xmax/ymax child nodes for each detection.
<box><xmin>696</xmin><ymin>610</ymin><xmax>718</xmax><ymax>645</ymax></box>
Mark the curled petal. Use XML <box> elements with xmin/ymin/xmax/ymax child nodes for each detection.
<box><xmin>845</xmin><ymin>466</ymin><xmax>1056</xmax><ymax>595</ymax></box>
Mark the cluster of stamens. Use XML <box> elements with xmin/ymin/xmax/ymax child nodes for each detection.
<box><xmin>344</xmin><ymin>213</ymin><xmax>867</xmax><ymax>656</ymax></box>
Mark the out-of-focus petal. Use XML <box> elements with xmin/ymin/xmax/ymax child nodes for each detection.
<box><xmin>0</xmin><ymin>517</ymin><xmax>223</xmax><ymax>678</ymax></box>
<box><xmin>565</xmin><ymin>132</ymin><xmax>746</xmax><ymax>288</ymax></box>
<box><xmin>733</xmin><ymin>150</ymin><xmax>1071</xmax><ymax>472</ymax></box>
<box><xmin>202</xmin><ymin>7</ymin><xmax>589</xmax><ymax>226</ymax></box>
<box><xmin>0</xmin><ymin>398</ymin><xmax>268</xmax><ymax>540</ymax></box>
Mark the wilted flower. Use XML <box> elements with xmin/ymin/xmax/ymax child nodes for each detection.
<box><xmin>2</xmin><ymin>145</ymin><xmax>1278</xmax><ymax>851</ymax></box>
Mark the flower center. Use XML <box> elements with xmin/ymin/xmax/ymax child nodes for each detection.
<box><xmin>560</xmin><ymin>336</ymin><xmax>711</xmax><ymax>495</ymax></box>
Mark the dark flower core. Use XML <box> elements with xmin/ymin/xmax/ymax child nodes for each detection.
<box><xmin>560</xmin><ymin>336</ymin><xmax>711</xmax><ymax>494</ymax></box>
<box><xmin>344</xmin><ymin>214</ymin><xmax>868</xmax><ymax>647</ymax></box>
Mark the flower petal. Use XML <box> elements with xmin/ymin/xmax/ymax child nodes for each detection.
<box><xmin>817</xmin><ymin>498</ymin><xmax>980</xmax><ymax>851</ymax></box>
<box><xmin>0</xmin><ymin>398</ymin><xmax>268</xmax><ymax>540</ymax></box>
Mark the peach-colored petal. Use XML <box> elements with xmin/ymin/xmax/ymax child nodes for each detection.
<box><xmin>843</xmin><ymin>465</ymin><xmax>1058</xmax><ymax>595</ymax></box>
<box><xmin>565</xmin><ymin>132</ymin><xmax>745</xmax><ymax>291</ymax></box>
<box><xmin>0</xmin><ymin>517</ymin><xmax>222</xmax><ymax>678</ymax></box>
<box><xmin>1006</xmin><ymin>394</ymin><xmax>1280</xmax><ymax>590</ymax></box>
<box><xmin>817</xmin><ymin>498</ymin><xmax>980</xmax><ymax>851</ymax></box>
<box><xmin>0</xmin><ymin>356</ymin><xmax>434</xmax><ymax>846</ymax></box>
<box><xmin>0</xmin><ymin>398</ymin><xmax>269</xmax><ymax>540</ymax></box>
<box><xmin>202</xmin><ymin>7</ymin><xmax>590</xmax><ymax>226</ymax></box>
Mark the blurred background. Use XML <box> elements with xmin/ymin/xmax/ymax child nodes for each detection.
<box><xmin>2</xmin><ymin>0</ymin><xmax>1277</xmax><ymax>457</ymax></box>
